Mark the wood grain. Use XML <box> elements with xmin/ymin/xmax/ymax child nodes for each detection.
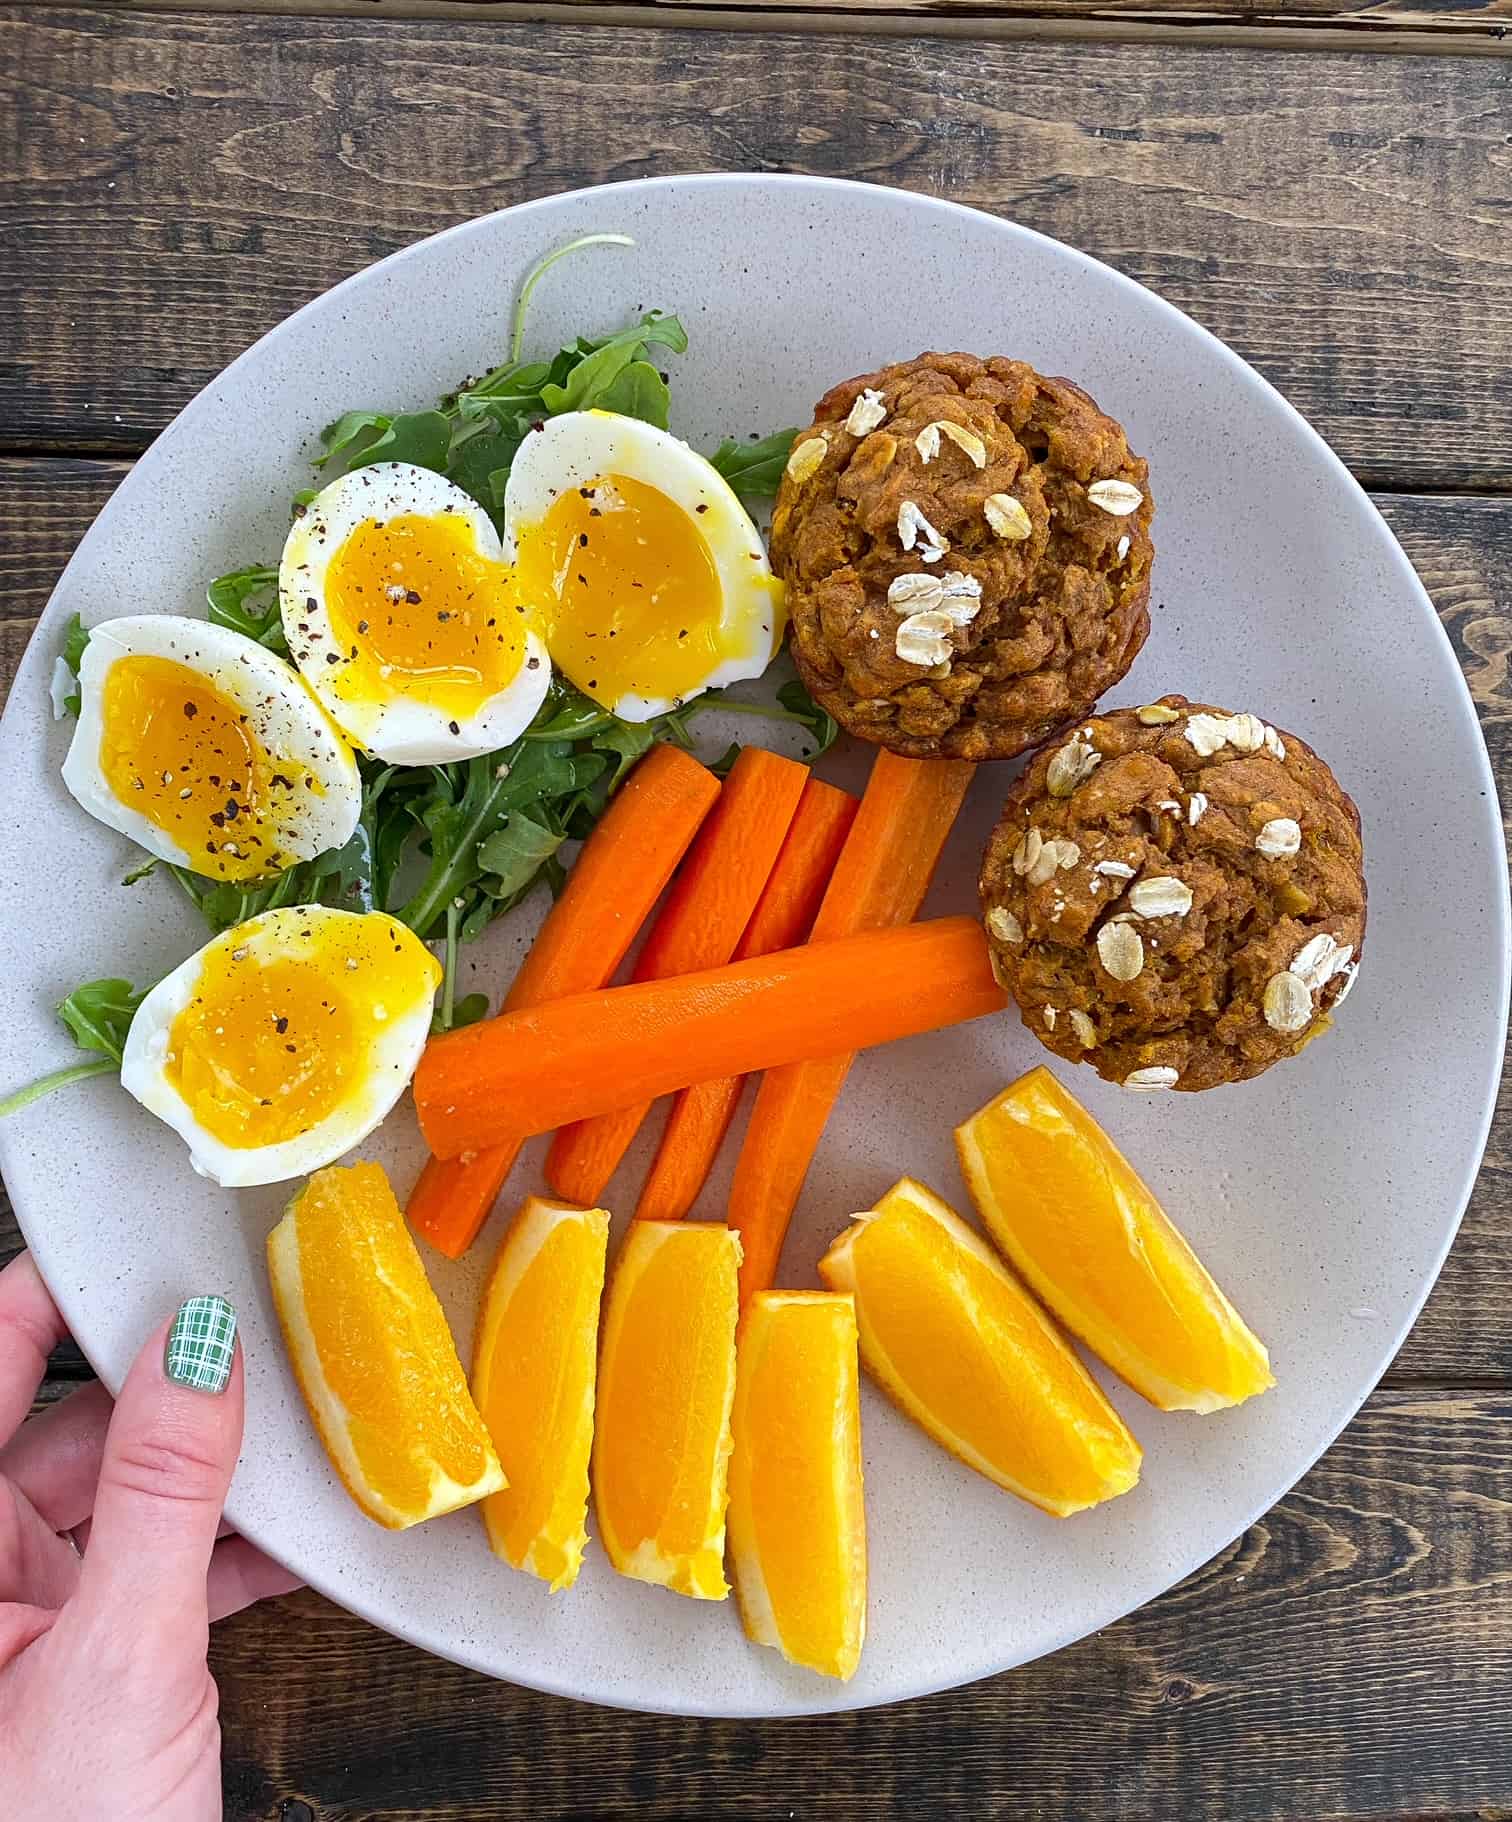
<box><xmin>5</xmin><ymin>9</ymin><xmax>1512</xmax><ymax>487</ymax></box>
<box><xmin>197</xmin><ymin>1387</ymin><xmax>1512</xmax><ymax>1822</ymax></box>
<box><xmin>60</xmin><ymin>0</ymin><xmax>1512</xmax><ymax>62</ymax></box>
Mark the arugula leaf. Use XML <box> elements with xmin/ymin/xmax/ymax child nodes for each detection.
<box><xmin>316</xmin><ymin>409</ymin><xmax>391</xmax><ymax>469</ymax></box>
<box><xmin>349</xmin><ymin>409</ymin><xmax>451</xmax><ymax>476</ymax></box>
<box><xmin>207</xmin><ymin>565</ymin><xmax>286</xmax><ymax>656</ymax></box>
<box><xmin>697</xmin><ymin>677</ymin><xmax>839</xmax><ymax>760</ymax></box>
<box><xmin>63</xmin><ymin>612</ymin><xmax>90</xmax><ymax>677</ymax></box>
<box><xmin>708</xmin><ymin>742</ymin><xmax>742</xmax><ymax>781</ymax></box>
<box><xmin>778</xmin><ymin>678</ymin><xmax>840</xmax><ymax>758</ymax></box>
<box><xmin>709</xmin><ymin>429</ymin><xmax>799</xmax><ymax>503</ymax></box>
<box><xmin>438</xmin><ymin>991</ymin><xmax>490</xmax><ymax>1033</ymax></box>
<box><xmin>446</xmin><ymin>428</ymin><xmax>526</xmax><ymax>527</ymax></box>
<box><xmin>399</xmin><ymin>743</ymin><xmax>581</xmax><ymax>940</ymax></box>
<box><xmin>594</xmin><ymin>360</ymin><xmax>671</xmax><ymax>430</ymax></box>
<box><xmin>0</xmin><ymin>977</ymin><xmax>146</xmax><ymax>1118</ymax></box>
<box><xmin>58</xmin><ymin>979</ymin><xmax>145</xmax><ymax>1065</ymax></box>
<box><xmin>539</xmin><ymin>315</ymin><xmax>688</xmax><ymax>416</ymax></box>
<box><xmin>589</xmin><ymin>717</ymin><xmax>656</xmax><ymax>791</ymax></box>
<box><xmin>57</xmin><ymin>613</ymin><xmax>90</xmax><ymax>717</ymax></box>
<box><xmin>477</xmin><ymin>807</ymin><xmax>566</xmax><ymax>902</ymax></box>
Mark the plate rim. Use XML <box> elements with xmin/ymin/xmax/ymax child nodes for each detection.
<box><xmin>4</xmin><ymin>170</ymin><xmax>1507</xmax><ymax>1717</ymax></box>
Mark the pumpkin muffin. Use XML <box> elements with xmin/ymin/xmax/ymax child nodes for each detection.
<box><xmin>770</xmin><ymin>352</ymin><xmax>1154</xmax><ymax>760</ymax></box>
<box><xmin>979</xmin><ymin>696</ymin><xmax>1366</xmax><ymax>1091</ymax></box>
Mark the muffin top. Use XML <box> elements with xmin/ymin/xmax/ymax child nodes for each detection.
<box><xmin>979</xmin><ymin>696</ymin><xmax>1366</xmax><ymax>1091</ymax></box>
<box><xmin>770</xmin><ymin>352</ymin><xmax>1154</xmax><ymax>760</ymax></box>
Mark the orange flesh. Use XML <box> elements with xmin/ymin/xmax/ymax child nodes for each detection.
<box><xmin>166</xmin><ymin>913</ymin><xmax>430</xmax><ymax>1150</ymax></box>
<box><xmin>728</xmin><ymin>1293</ymin><xmax>866</xmax><ymax>1679</ymax></box>
<box><xmin>592</xmin><ymin>1223</ymin><xmax>740</xmax><ymax>1597</ymax></box>
<box><xmin>284</xmin><ymin>1163</ymin><xmax>496</xmax><ymax>1516</ymax></box>
<box><xmin>514</xmin><ymin>474</ymin><xmax>731</xmax><ymax>708</ymax></box>
<box><xmin>955</xmin><ymin>1067</ymin><xmax>1274</xmax><ymax>1412</ymax></box>
<box><xmin>101</xmin><ymin>655</ymin><xmax>291</xmax><ymax>880</ymax></box>
<box><xmin>323</xmin><ymin>511</ymin><xmax>526</xmax><ymax>721</ymax></box>
<box><xmin>820</xmin><ymin>1181</ymin><xmax>1141</xmax><ymax>1517</ymax></box>
<box><xmin>473</xmin><ymin>1202</ymin><xmax>609</xmax><ymax>1589</ymax></box>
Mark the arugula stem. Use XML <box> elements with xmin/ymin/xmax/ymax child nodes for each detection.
<box><xmin>402</xmin><ymin>782</ymin><xmax>508</xmax><ymax>941</ymax></box>
<box><xmin>699</xmin><ymin>697</ymin><xmax>817</xmax><ymax>729</ymax></box>
<box><xmin>442</xmin><ymin>901</ymin><xmax>460</xmax><ymax>1031</ymax></box>
<box><xmin>0</xmin><ymin>1057</ymin><xmax>116</xmax><ymax>1119</ymax></box>
<box><xmin>510</xmin><ymin>234</ymin><xmax>635</xmax><ymax>364</ymax></box>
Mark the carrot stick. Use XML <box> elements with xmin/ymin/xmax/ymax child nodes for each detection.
<box><xmin>728</xmin><ymin>753</ymin><xmax>975</xmax><ymax>1303</ymax></box>
<box><xmin>634</xmin><ymin>777</ymin><xmax>859</xmax><ymax>1223</ymax></box>
<box><xmin>545</xmin><ymin>746</ymin><xmax>810</xmax><ymax>1206</ymax></box>
<box><xmin>406</xmin><ymin>743</ymin><xmax>720</xmax><ymax>1258</ymax></box>
<box><xmin>415</xmin><ymin>916</ymin><xmax>1005</xmax><ymax>1159</ymax></box>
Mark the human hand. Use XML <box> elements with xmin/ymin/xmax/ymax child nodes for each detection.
<box><xmin>0</xmin><ymin>1253</ymin><xmax>301</xmax><ymax>1821</ymax></box>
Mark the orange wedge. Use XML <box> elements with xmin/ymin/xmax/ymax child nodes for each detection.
<box><xmin>955</xmin><ymin>1067</ymin><xmax>1275</xmax><ymax>1413</ymax></box>
<box><xmin>267</xmin><ymin>1161</ymin><xmax>504</xmax><ymax>1530</ymax></box>
<box><xmin>818</xmin><ymin>1178</ymin><xmax>1140</xmax><ymax>1517</ymax></box>
<box><xmin>727</xmin><ymin>1291</ymin><xmax>867</xmax><ymax>1681</ymax></box>
<box><xmin>593</xmin><ymin>1221</ymin><xmax>741</xmax><ymax>1599</ymax></box>
<box><xmin>471</xmin><ymin>1197</ymin><xmax>609</xmax><ymax>1591</ymax></box>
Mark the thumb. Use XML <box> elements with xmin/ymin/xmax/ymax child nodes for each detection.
<box><xmin>78</xmin><ymin>1295</ymin><xmax>243</xmax><ymax>1649</ymax></box>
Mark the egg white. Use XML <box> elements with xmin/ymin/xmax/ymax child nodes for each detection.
<box><xmin>502</xmin><ymin>411</ymin><xmax>783</xmax><ymax>722</ymax></box>
<box><xmin>281</xmin><ymin>464</ymin><xmax>551</xmax><ymax>765</ymax></box>
<box><xmin>61</xmin><ymin>614</ymin><xmax>361</xmax><ymax>875</ymax></box>
<box><xmin>120</xmin><ymin>906</ymin><xmax>441</xmax><ymax>1189</ymax></box>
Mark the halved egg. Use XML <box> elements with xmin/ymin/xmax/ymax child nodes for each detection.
<box><xmin>62</xmin><ymin>615</ymin><xmax>361</xmax><ymax>883</ymax></box>
<box><xmin>505</xmin><ymin>412</ymin><xmax>785</xmax><ymax>722</ymax></box>
<box><xmin>281</xmin><ymin>464</ymin><xmax>550</xmax><ymax>765</ymax></box>
<box><xmin>120</xmin><ymin>906</ymin><xmax>441</xmax><ymax>1188</ymax></box>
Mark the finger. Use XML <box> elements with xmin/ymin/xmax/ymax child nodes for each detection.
<box><xmin>206</xmin><ymin>1534</ymin><xmax>302</xmax><ymax>1623</ymax></box>
<box><xmin>0</xmin><ymin>1602</ymin><xmax>55</xmax><ymax>1660</ymax></box>
<box><xmin>0</xmin><ymin>1380</ymin><xmax>113</xmax><ymax>1532</ymax></box>
<box><xmin>0</xmin><ymin>1476</ymin><xmax>82</xmax><ymax>1611</ymax></box>
<box><xmin>0</xmin><ymin>1254</ymin><xmax>70</xmax><ymax>1442</ymax></box>
<box><xmin>77</xmin><ymin>1296</ymin><xmax>242</xmax><ymax>1661</ymax></box>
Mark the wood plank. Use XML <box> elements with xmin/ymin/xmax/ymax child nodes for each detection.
<box><xmin>0</xmin><ymin>460</ymin><xmax>1508</xmax><ymax>1384</ymax></box>
<box><xmin>5</xmin><ymin>9</ymin><xmax>1512</xmax><ymax>486</ymax></box>
<box><xmin>198</xmin><ymin>1387</ymin><xmax>1512</xmax><ymax>1822</ymax></box>
<box><xmin>64</xmin><ymin>0</ymin><xmax>1512</xmax><ymax>61</ymax></box>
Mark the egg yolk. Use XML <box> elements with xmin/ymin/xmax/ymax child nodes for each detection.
<box><xmin>101</xmin><ymin>655</ymin><xmax>294</xmax><ymax>881</ymax></box>
<box><xmin>514</xmin><ymin>474</ymin><xmax>737</xmax><ymax>709</ymax></box>
<box><xmin>165</xmin><ymin>914</ymin><xmax>433</xmax><ymax>1152</ymax></box>
<box><xmin>318</xmin><ymin>511</ymin><xmax>529</xmax><ymax>723</ymax></box>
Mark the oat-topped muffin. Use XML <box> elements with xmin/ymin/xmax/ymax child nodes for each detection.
<box><xmin>980</xmin><ymin>697</ymin><xmax>1366</xmax><ymax>1091</ymax></box>
<box><xmin>769</xmin><ymin>353</ymin><xmax>1154</xmax><ymax>761</ymax></box>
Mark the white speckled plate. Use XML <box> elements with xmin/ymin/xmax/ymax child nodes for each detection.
<box><xmin>1</xmin><ymin>176</ymin><xmax>1506</xmax><ymax>1718</ymax></box>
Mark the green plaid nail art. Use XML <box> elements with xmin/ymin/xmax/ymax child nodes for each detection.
<box><xmin>164</xmin><ymin>1295</ymin><xmax>237</xmax><ymax>1394</ymax></box>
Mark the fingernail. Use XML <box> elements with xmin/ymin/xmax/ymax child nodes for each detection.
<box><xmin>164</xmin><ymin>1295</ymin><xmax>238</xmax><ymax>1394</ymax></box>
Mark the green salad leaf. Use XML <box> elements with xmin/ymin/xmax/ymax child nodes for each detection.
<box><xmin>206</xmin><ymin>565</ymin><xmax>286</xmax><ymax>656</ymax></box>
<box><xmin>56</xmin><ymin>612</ymin><xmax>91</xmax><ymax>717</ymax></box>
<box><xmin>58</xmin><ymin>979</ymin><xmax>144</xmax><ymax>1064</ymax></box>
<box><xmin>709</xmin><ymin>429</ymin><xmax>800</xmax><ymax>503</ymax></box>
<box><xmin>0</xmin><ymin>978</ymin><xmax>146</xmax><ymax>1118</ymax></box>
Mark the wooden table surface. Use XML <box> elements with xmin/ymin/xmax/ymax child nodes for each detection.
<box><xmin>3</xmin><ymin>4</ymin><xmax>1510</xmax><ymax>1818</ymax></box>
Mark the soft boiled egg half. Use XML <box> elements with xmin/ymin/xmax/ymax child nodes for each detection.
<box><xmin>505</xmin><ymin>412</ymin><xmax>785</xmax><ymax>722</ymax></box>
<box><xmin>62</xmin><ymin>615</ymin><xmax>361</xmax><ymax>882</ymax></box>
<box><xmin>280</xmin><ymin>464</ymin><xmax>551</xmax><ymax>765</ymax></box>
<box><xmin>121</xmin><ymin>905</ymin><xmax>441</xmax><ymax>1187</ymax></box>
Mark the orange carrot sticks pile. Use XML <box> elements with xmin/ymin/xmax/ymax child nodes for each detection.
<box><xmin>406</xmin><ymin>743</ymin><xmax>720</xmax><ymax>1258</ymax></box>
<box><xmin>414</xmin><ymin>916</ymin><xmax>1005</xmax><ymax>1160</ymax></box>
<box><xmin>728</xmin><ymin>752</ymin><xmax>975</xmax><ymax>1303</ymax></box>
<box><xmin>545</xmin><ymin>746</ymin><xmax>809</xmax><ymax>1208</ymax></box>
<box><xmin>634</xmin><ymin>777</ymin><xmax>858</xmax><ymax>1223</ymax></box>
